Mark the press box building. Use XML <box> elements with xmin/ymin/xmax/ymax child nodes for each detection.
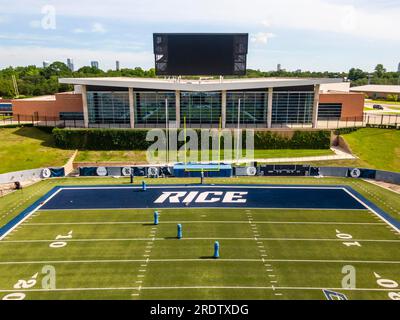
<box><xmin>54</xmin><ymin>77</ymin><xmax>364</xmax><ymax>129</ymax></box>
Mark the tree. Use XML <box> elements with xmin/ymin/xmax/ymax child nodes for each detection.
<box><xmin>387</xmin><ymin>94</ymin><xmax>399</xmax><ymax>102</ymax></box>
<box><xmin>42</xmin><ymin>62</ymin><xmax>72</xmax><ymax>78</ymax></box>
<box><xmin>374</xmin><ymin>64</ymin><xmax>386</xmax><ymax>78</ymax></box>
<box><xmin>348</xmin><ymin>68</ymin><xmax>367</xmax><ymax>81</ymax></box>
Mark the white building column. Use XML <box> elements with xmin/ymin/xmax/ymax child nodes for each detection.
<box><xmin>175</xmin><ymin>90</ymin><xmax>180</xmax><ymax>128</ymax></box>
<box><xmin>81</xmin><ymin>85</ymin><xmax>89</xmax><ymax>128</ymax></box>
<box><xmin>128</xmin><ymin>88</ymin><xmax>135</xmax><ymax>128</ymax></box>
<box><xmin>267</xmin><ymin>87</ymin><xmax>273</xmax><ymax>128</ymax></box>
<box><xmin>312</xmin><ymin>84</ymin><xmax>321</xmax><ymax>129</ymax></box>
<box><xmin>221</xmin><ymin>90</ymin><xmax>227</xmax><ymax>129</ymax></box>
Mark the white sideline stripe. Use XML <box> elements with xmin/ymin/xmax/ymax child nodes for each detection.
<box><xmin>58</xmin><ymin>186</ymin><xmax>351</xmax><ymax>191</ymax></box>
<box><xmin>38</xmin><ymin>207</ymin><xmax>368</xmax><ymax>212</ymax></box>
<box><xmin>0</xmin><ymin>286</ymin><xmax>395</xmax><ymax>293</ymax></box>
<box><xmin>25</xmin><ymin>221</ymin><xmax>385</xmax><ymax>226</ymax></box>
<box><xmin>2</xmin><ymin>237</ymin><xmax>399</xmax><ymax>243</ymax></box>
<box><xmin>0</xmin><ymin>258</ymin><xmax>399</xmax><ymax>265</ymax></box>
<box><xmin>342</xmin><ymin>188</ymin><xmax>400</xmax><ymax>234</ymax></box>
<box><xmin>0</xmin><ymin>188</ymin><xmax>62</xmax><ymax>241</ymax></box>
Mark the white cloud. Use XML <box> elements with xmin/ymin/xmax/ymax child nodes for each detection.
<box><xmin>0</xmin><ymin>16</ymin><xmax>8</xmax><ymax>23</ymax></box>
<box><xmin>2</xmin><ymin>1</ymin><xmax>400</xmax><ymax>40</ymax></box>
<box><xmin>251</xmin><ymin>32</ymin><xmax>275</xmax><ymax>45</ymax></box>
<box><xmin>29</xmin><ymin>20</ymin><xmax>41</xmax><ymax>28</ymax></box>
<box><xmin>3</xmin><ymin>1</ymin><xmax>399</xmax><ymax>39</ymax></box>
<box><xmin>261</xmin><ymin>19</ymin><xmax>272</xmax><ymax>28</ymax></box>
<box><xmin>73</xmin><ymin>28</ymin><xmax>85</xmax><ymax>34</ymax></box>
<box><xmin>72</xmin><ymin>23</ymin><xmax>107</xmax><ymax>34</ymax></box>
<box><xmin>91</xmin><ymin>22</ymin><xmax>106</xmax><ymax>33</ymax></box>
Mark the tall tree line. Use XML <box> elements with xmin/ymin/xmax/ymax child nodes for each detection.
<box><xmin>0</xmin><ymin>62</ymin><xmax>398</xmax><ymax>99</ymax></box>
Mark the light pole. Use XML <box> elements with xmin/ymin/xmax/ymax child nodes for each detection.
<box><xmin>236</xmin><ymin>98</ymin><xmax>241</xmax><ymax>164</ymax></box>
<box><xmin>165</xmin><ymin>98</ymin><xmax>169</xmax><ymax>164</ymax></box>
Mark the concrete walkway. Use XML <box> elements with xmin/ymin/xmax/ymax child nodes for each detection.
<box><xmin>73</xmin><ymin>147</ymin><xmax>356</xmax><ymax>168</ymax></box>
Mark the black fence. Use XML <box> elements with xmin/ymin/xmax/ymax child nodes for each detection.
<box><xmin>1</xmin><ymin>113</ymin><xmax>399</xmax><ymax>129</ymax></box>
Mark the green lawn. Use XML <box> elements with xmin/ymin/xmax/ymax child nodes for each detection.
<box><xmin>0</xmin><ymin>207</ymin><xmax>397</xmax><ymax>300</ymax></box>
<box><xmin>0</xmin><ymin>126</ymin><xmax>398</xmax><ymax>174</ymax></box>
<box><xmin>0</xmin><ymin>127</ymin><xmax>74</xmax><ymax>174</ymax></box>
<box><xmin>341</xmin><ymin>128</ymin><xmax>400</xmax><ymax>172</ymax></box>
<box><xmin>0</xmin><ymin>177</ymin><xmax>399</xmax><ymax>300</ymax></box>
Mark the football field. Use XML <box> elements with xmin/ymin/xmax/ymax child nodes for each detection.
<box><xmin>0</xmin><ymin>183</ymin><xmax>399</xmax><ymax>300</ymax></box>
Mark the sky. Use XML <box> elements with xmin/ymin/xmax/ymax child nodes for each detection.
<box><xmin>0</xmin><ymin>0</ymin><xmax>399</xmax><ymax>72</ymax></box>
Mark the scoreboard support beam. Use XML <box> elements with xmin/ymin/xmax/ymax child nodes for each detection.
<box><xmin>175</xmin><ymin>90</ymin><xmax>180</xmax><ymax>129</ymax></box>
<box><xmin>221</xmin><ymin>90</ymin><xmax>227</xmax><ymax>129</ymax></box>
<box><xmin>267</xmin><ymin>87</ymin><xmax>273</xmax><ymax>128</ymax></box>
<box><xmin>312</xmin><ymin>84</ymin><xmax>321</xmax><ymax>129</ymax></box>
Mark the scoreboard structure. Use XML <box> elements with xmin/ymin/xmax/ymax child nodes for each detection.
<box><xmin>153</xmin><ymin>33</ymin><xmax>249</xmax><ymax>76</ymax></box>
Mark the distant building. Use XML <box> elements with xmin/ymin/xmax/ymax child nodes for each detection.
<box><xmin>91</xmin><ymin>61</ymin><xmax>99</xmax><ymax>69</ymax></box>
<box><xmin>116</xmin><ymin>60</ymin><xmax>120</xmax><ymax>71</ymax></box>
<box><xmin>42</xmin><ymin>61</ymin><xmax>50</xmax><ymax>68</ymax></box>
<box><xmin>277</xmin><ymin>64</ymin><xmax>282</xmax><ymax>72</ymax></box>
<box><xmin>350</xmin><ymin>85</ymin><xmax>400</xmax><ymax>99</ymax></box>
<box><xmin>67</xmin><ymin>58</ymin><xmax>74</xmax><ymax>72</ymax></box>
<box><xmin>398</xmin><ymin>62</ymin><xmax>400</xmax><ymax>73</ymax></box>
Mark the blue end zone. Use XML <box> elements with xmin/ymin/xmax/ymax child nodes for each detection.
<box><xmin>41</xmin><ymin>185</ymin><xmax>365</xmax><ymax>210</ymax></box>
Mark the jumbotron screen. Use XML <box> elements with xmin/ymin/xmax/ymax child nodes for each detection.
<box><xmin>153</xmin><ymin>33</ymin><xmax>248</xmax><ymax>76</ymax></box>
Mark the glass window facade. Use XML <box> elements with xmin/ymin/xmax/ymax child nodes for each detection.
<box><xmin>135</xmin><ymin>92</ymin><xmax>176</xmax><ymax>125</ymax></box>
<box><xmin>271</xmin><ymin>92</ymin><xmax>314</xmax><ymax>124</ymax></box>
<box><xmin>87</xmin><ymin>91</ymin><xmax>130</xmax><ymax>124</ymax></box>
<box><xmin>180</xmin><ymin>92</ymin><xmax>221</xmax><ymax>126</ymax></box>
<box><xmin>85</xmin><ymin>87</ymin><xmax>317</xmax><ymax>128</ymax></box>
<box><xmin>226</xmin><ymin>92</ymin><xmax>268</xmax><ymax>125</ymax></box>
<box><xmin>318</xmin><ymin>103</ymin><xmax>342</xmax><ymax>120</ymax></box>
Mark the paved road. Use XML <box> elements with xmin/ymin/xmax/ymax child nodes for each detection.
<box><xmin>365</xmin><ymin>100</ymin><xmax>400</xmax><ymax>114</ymax></box>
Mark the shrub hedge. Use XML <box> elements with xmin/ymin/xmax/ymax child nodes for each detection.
<box><xmin>53</xmin><ymin>128</ymin><xmax>331</xmax><ymax>150</ymax></box>
<box><xmin>333</xmin><ymin>127</ymin><xmax>360</xmax><ymax>135</ymax></box>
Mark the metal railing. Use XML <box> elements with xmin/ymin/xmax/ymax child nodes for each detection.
<box><xmin>1</xmin><ymin>113</ymin><xmax>399</xmax><ymax>130</ymax></box>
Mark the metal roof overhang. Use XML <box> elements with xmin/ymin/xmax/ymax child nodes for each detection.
<box><xmin>59</xmin><ymin>77</ymin><xmax>343</xmax><ymax>92</ymax></box>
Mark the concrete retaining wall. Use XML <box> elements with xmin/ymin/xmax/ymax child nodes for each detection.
<box><xmin>319</xmin><ymin>167</ymin><xmax>349</xmax><ymax>177</ymax></box>
<box><xmin>375</xmin><ymin>170</ymin><xmax>400</xmax><ymax>185</ymax></box>
<box><xmin>0</xmin><ymin>168</ymin><xmax>44</xmax><ymax>184</ymax></box>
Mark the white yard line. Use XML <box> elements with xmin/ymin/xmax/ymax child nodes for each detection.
<box><xmin>0</xmin><ymin>258</ymin><xmax>399</xmax><ymax>265</ymax></box>
<box><xmin>2</xmin><ymin>237</ymin><xmax>399</xmax><ymax>243</ymax></box>
<box><xmin>24</xmin><ymin>221</ymin><xmax>385</xmax><ymax>226</ymax></box>
<box><xmin>0</xmin><ymin>286</ymin><xmax>394</xmax><ymax>293</ymax></box>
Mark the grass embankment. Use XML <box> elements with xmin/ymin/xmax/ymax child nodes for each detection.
<box><xmin>0</xmin><ymin>127</ymin><xmax>74</xmax><ymax>174</ymax></box>
<box><xmin>1</xmin><ymin>127</ymin><xmax>398</xmax><ymax>173</ymax></box>
<box><xmin>75</xmin><ymin>149</ymin><xmax>334</xmax><ymax>163</ymax></box>
<box><xmin>260</xmin><ymin>128</ymin><xmax>400</xmax><ymax>172</ymax></box>
<box><xmin>341</xmin><ymin>128</ymin><xmax>400</xmax><ymax>172</ymax></box>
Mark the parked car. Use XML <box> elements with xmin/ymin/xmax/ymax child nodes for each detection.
<box><xmin>373</xmin><ymin>104</ymin><xmax>384</xmax><ymax>110</ymax></box>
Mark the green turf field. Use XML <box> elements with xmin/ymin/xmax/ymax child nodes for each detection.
<box><xmin>0</xmin><ymin>177</ymin><xmax>399</xmax><ymax>300</ymax></box>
